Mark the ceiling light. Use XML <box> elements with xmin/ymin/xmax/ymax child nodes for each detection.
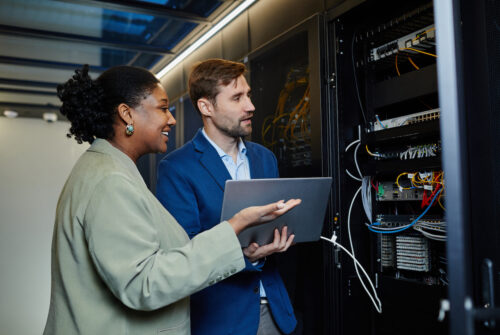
<box><xmin>156</xmin><ymin>0</ymin><xmax>256</xmax><ymax>79</ymax></box>
<box><xmin>3</xmin><ymin>110</ymin><xmax>18</xmax><ymax>118</ymax></box>
<box><xmin>42</xmin><ymin>112</ymin><xmax>58</xmax><ymax>123</ymax></box>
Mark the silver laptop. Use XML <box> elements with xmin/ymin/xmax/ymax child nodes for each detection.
<box><xmin>220</xmin><ymin>177</ymin><xmax>332</xmax><ymax>247</ymax></box>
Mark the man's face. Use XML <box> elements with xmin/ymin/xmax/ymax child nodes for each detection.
<box><xmin>209</xmin><ymin>75</ymin><xmax>255</xmax><ymax>138</ymax></box>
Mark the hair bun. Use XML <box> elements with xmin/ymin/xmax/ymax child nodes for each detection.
<box><xmin>57</xmin><ymin>65</ymin><xmax>106</xmax><ymax>144</ymax></box>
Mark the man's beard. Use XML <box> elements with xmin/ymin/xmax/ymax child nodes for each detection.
<box><xmin>216</xmin><ymin>119</ymin><xmax>252</xmax><ymax>138</ymax></box>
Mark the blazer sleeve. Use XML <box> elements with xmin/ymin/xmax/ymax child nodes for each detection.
<box><xmin>84</xmin><ymin>173</ymin><xmax>245</xmax><ymax>311</ymax></box>
<box><xmin>158</xmin><ymin>158</ymin><xmax>269</xmax><ymax>274</ymax></box>
<box><xmin>156</xmin><ymin>158</ymin><xmax>201</xmax><ymax>238</ymax></box>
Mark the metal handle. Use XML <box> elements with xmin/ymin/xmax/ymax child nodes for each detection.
<box><xmin>481</xmin><ymin>258</ymin><xmax>496</xmax><ymax>329</ymax></box>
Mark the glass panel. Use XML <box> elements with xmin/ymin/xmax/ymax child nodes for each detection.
<box><xmin>137</xmin><ymin>0</ymin><xmax>222</xmax><ymax>17</ymax></box>
<box><xmin>250</xmin><ymin>31</ymin><xmax>314</xmax><ymax>177</ymax></box>
<box><xmin>100</xmin><ymin>10</ymin><xmax>195</xmax><ymax>48</ymax></box>
<box><xmin>100</xmin><ymin>10</ymin><xmax>197</xmax><ymax>67</ymax></box>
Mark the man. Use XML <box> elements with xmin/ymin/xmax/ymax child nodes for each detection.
<box><xmin>156</xmin><ymin>58</ymin><xmax>297</xmax><ymax>335</ymax></box>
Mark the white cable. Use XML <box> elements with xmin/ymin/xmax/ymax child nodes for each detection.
<box><xmin>354</xmin><ymin>142</ymin><xmax>362</xmax><ymax>178</ymax></box>
<box><xmin>361</xmin><ymin>176</ymin><xmax>372</xmax><ymax>222</ymax></box>
<box><xmin>417</xmin><ymin>221</ymin><xmax>446</xmax><ymax>230</ymax></box>
<box><xmin>321</xmin><ymin>235</ymin><xmax>382</xmax><ymax>313</ymax></box>
<box><xmin>345</xmin><ymin>139</ymin><xmax>362</xmax><ymax>182</ymax></box>
<box><xmin>365</xmin><ymin>223</ymin><xmax>411</xmax><ymax>231</ymax></box>
<box><xmin>413</xmin><ymin>225</ymin><xmax>447</xmax><ymax>241</ymax></box>
<box><xmin>346</xmin><ymin>169</ymin><xmax>362</xmax><ymax>181</ymax></box>
<box><xmin>415</xmin><ymin>228</ymin><xmax>447</xmax><ymax>241</ymax></box>
<box><xmin>345</xmin><ymin>139</ymin><xmax>360</xmax><ymax>152</ymax></box>
<box><xmin>341</xmin><ymin>127</ymin><xmax>381</xmax><ymax>313</ymax></box>
<box><xmin>347</xmin><ymin>187</ymin><xmax>382</xmax><ymax>313</ymax></box>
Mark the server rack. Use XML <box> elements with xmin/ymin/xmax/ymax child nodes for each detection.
<box><xmin>325</xmin><ymin>1</ymin><xmax>449</xmax><ymax>334</ymax></box>
<box><xmin>322</xmin><ymin>0</ymin><xmax>500</xmax><ymax>334</ymax></box>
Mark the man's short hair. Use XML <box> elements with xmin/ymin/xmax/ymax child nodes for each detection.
<box><xmin>188</xmin><ymin>58</ymin><xmax>247</xmax><ymax>114</ymax></box>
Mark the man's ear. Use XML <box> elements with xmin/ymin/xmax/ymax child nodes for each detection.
<box><xmin>117</xmin><ymin>103</ymin><xmax>133</xmax><ymax>124</ymax></box>
<box><xmin>197</xmin><ymin>98</ymin><xmax>213</xmax><ymax>117</ymax></box>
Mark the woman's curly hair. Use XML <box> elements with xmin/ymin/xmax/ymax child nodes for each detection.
<box><xmin>57</xmin><ymin>64</ymin><xmax>160</xmax><ymax>144</ymax></box>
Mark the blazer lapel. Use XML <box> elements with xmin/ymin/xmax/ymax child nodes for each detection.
<box><xmin>193</xmin><ymin>129</ymin><xmax>231</xmax><ymax>191</ymax></box>
<box><xmin>246</xmin><ymin>144</ymin><xmax>265</xmax><ymax>179</ymax></box>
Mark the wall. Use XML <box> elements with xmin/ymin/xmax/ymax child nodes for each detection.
<box><xmin>0</xmin><ymin>118</ymin><xmax>88</xmax><ymax>335</ymax></box>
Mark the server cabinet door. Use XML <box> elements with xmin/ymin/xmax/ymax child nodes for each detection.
<box><xmin>435</xmin><ymin>0</ymin><xmax>500</xmax><ymax>334</ymax></box>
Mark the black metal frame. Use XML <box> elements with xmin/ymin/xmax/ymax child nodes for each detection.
<box><xmin>55</xmin><ymin>0</ymin><xmax>212</xmax><ymax>24</ymax></box>
<box><xmin>0</xmin><ymin>24</ymin><xmax>173</xmax><ymax>54</ymax></box>
<box><xmin>0</xmin><ymin>78</ymin><xmax>59</xmax><ymax>89</ymax></box>
<box><xmin>0</xmin><ymin>88</ymin><xmax>57</xmax><ymax>96</ymax></box>
<box><xmin>0</xmin><ymin>102</ymin><xmax>60</xmax><ymax>110</ymax></box>
<box><xmin>0</xmin><ymin>56</ymin><xmax>106</xmax><ymax>72</ymax></box>
<box><xmin>434</xmin><ymin>1</ymin><xmax>472</xmax><ymax>332</ymax></box>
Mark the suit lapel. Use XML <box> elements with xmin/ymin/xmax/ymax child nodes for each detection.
<box><xmin>246</xmin><ymin>143</ymin><xmax>264</xmax><ymax>179</ymax></box>
<box><xmin>193</xmin><ymin>129</ymin><xmax>231</xmax><ymax>191</ymax></box>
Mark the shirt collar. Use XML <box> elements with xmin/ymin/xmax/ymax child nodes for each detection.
<box><xmin>201</xmin><ymin>128</ymin><xmax>247</xmax><ymax>158</ymax></box>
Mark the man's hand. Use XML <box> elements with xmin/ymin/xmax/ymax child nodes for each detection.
<box><xmin>243</xmin><ymin>226</ymin><xmax>295</xmax><ymax>262</ymax></box>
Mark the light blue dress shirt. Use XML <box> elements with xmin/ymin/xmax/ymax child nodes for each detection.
<box><xmin>201</xmin><ymin>128</ymin><xmax>267</xmax><ymax>298</ymax></box>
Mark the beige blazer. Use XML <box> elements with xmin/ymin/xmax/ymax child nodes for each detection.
<box><xmin>43</xmin><ymin>139</ymin><xmax>245</xmax><ymax>335</ymax></box>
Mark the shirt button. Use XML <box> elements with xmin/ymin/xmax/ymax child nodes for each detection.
<box><xmin>253</xmin><ymin>286</ymin><xmax>259</xmax><ymax>294</ymax></box>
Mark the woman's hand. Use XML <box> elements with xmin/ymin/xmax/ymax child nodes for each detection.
<box><xmin>227</xmin><ymin>199</ymin><xmax>301</xmax><ymax>234</ymax></box>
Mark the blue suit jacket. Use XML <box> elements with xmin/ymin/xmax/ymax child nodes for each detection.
<box><xmin>156</xmin><ymin>129</ymin><xmax>296</xmax><ymax>335</ymax></box>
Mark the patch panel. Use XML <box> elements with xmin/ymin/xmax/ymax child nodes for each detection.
<box><xmin>372</xmin><ymin>108</ymin><xmax>440</xmax><ymax>131</ymax></box>
<box><xmin>369</xmin><ymin>24</ymin><xmax>436</xmax><ymax>62</ymax></box>
<box><xmin>375</xmin><ymin>215</ymin><xmax>416</xmax><ymax>227</ymax></box>
<box><xmin>375</xmin><ymin>215</ymin><xmax>443</xmax><ymax>227</ymax></box>
<box><xmin>381</xmin><ymin>234</ymin><xmax>395</xmax><ymax>268</ymax></box>
<box><xmin>396</xmin><ymin>235</ymin><xmax>430</xmax><ymax>272</ymax></box>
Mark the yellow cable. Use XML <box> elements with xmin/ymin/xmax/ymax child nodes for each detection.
<box><xmin>365</xmin><ymin>145</ymin><xmax>381</xmax><ymax>157</ymax></box>
<box><xmin>408</xmin><ymin>56</ymin><xmax>420</xmax><ymax>70</ymax></box>
<box><xmin>412</xmin><ymin>27</ymin><xmax>436</xmax><ymax>42</ymax></box>
<box><xmin>401</xmin><ymin>47</ymin><xmax>437</xmax><ymax>58</ymax></box>
<box><xmin>264</xmin><ymin>69</ymin><xmax>310</xmax><ymax>149</ymax></box>
<box><xmin>395</xmin><ymin>53</ymin><xmax>401</xmax><ymax>76</ymax></box>
<box><xmin>438</xmin><ymin>191</ymin><xmax>446</xmax><ymax>211</ymax></box>
<box><xmin>396</xmin><ymin>172</ymin><xmax>413</xmax><ymax>190</ymax></box>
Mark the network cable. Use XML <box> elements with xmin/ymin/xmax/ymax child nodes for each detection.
<box><xmin>367</xmin><ymin>188</ymin><xmax>443</xmax><ymax>234</ymax></box>
<box><xmin>345</xmin><ymin>139</ymin><xmax>362</xmax><ymax>181</ymax></box>
<box><xmin>341</xmin><ymin>126</ymin><xmax>383</xmax><ymax>312</ymax></box>
<box><xmin>346</xmin><ymin>186</ymin><xmax>382</xmax><ymax>313</ymax></box>
<box><xmin>321</xmin><ymin>233</ymin><xmax>382</xmax><ymax>313</ymax></box>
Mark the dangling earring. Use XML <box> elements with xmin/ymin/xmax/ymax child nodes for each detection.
<box><xmin>125</xmin><ymin>124</ymin><xmax>134</xmax><ymax>136</ymax></box>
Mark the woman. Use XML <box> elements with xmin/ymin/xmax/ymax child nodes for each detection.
<box><xmin>43</xmin><ymin>65</ymin><xmax>299</xmax><ymax>335</ymax></box>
